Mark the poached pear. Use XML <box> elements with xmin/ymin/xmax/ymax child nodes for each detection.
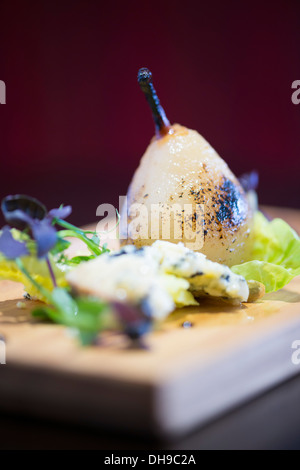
<box><xmin>120</xmin><ymin>68</ymin><xmax>253</xmax><ymax>266</ymax></box>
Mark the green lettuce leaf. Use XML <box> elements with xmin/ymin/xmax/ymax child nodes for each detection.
<box><xmin>232</xmin><ymin>212</ymin><xmax>300</xmax><ymax>292</ymax></box>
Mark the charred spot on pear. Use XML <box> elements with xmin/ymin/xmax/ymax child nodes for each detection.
<box><xmin>120</xmin><ymin>68</ymin><xmax>253</xmax><ymax>266</ymax></box>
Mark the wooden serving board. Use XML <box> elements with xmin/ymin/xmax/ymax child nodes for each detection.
<box><xmin>0</xmin><ymin>206</ymin><xmax>299</xmax><ymax>438</ymax></box>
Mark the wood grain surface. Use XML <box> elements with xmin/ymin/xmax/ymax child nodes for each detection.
<box><xmin>0</xmin><ymin>206</ymin><xmax>299</xmax><ymax>438</ymax></box>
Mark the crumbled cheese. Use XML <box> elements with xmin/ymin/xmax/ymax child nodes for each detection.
<box><xmin>67</xmin><ymin>241</ymin><xmax>249</xmax><ymax>320</ymax></box>
<box><xmin>151</xmin><ymin>240</ymin><xmax>249</xmax><ymax>302</ymax></box>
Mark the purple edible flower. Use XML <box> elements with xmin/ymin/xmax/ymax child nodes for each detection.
<box><xmin>29</xmin><ymin>218</ymin><xmax>58</xmax><ymax>258</ymax></box>
<box><xmin>48</xmin><ymin>205</ymin><xmax>72</xmax><ymax>221</ymax></box>
<box><xmin>1</xmin><ymin>195</ymin><xmax>72</xmax><ymax>258</ymax></box>
<box><xmin>0</xmin><ymin>226</ymin><xmax>29</xmax><ymax>259</ymax></box>
<box><xmin>238</xmin><ymin>170</ymin><xmax>259</xmax><ymax>193</ymax></box>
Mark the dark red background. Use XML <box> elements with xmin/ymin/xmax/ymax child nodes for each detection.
<box><xmin>0</xmin><ymin>0</ymin><xmax>299</xmax><ymax>226</ymax></box>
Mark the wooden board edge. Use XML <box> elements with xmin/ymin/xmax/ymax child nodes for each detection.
<box><xmin>152</xmin><ymin>315</ymin><xmax>300</xmax><ymax>438</ymax></box>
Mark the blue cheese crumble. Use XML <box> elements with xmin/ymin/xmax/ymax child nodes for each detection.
<box><xmin>152</xmin><ymin>241</ymin><xmax>249</xmax><ymax>303</ymax></box>
<box><xmin>67</xmin><ymin>241</ymin><xmax>249</xmax><ymax>320</ymax></box>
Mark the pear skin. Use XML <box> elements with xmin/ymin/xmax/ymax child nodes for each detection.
<box><xmin>120</xmin><ymin>124</ymin><xmax>253</xmax><ymax>266</ymax></box>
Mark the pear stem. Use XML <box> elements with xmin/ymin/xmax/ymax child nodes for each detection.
<box><xmin>137</xmin><ymin>68</ymin><xmax>171</xmax><ymax>137</ymax></box>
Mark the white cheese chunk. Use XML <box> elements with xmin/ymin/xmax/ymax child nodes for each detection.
<box><xmin>66</xmin><ymin>248</ymin><xmax>174</xmax><ymax>320</ymax></box>
<box><xmin>67</xmin><ymin>241</ymin><xmax>249</xmax><ymax>320</ymax></box>
<box><xmin>151</xmin><ymin>241</ymin><xmax>249</xmax><ymax>302</ymax></box>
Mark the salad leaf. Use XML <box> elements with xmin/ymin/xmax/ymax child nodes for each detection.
<box><xmin>232</xmin><ymin>212</ymin><xmax>300</xmax><ymax>292</ymax></box>
<box><xmin>0</xmin><ymin>254</ymin><xmax>68</xmax><ymax>301</ymax></box>
<box><xmin>65</xmin><ymin>255</ymin><xmax>96</xmax><ymax>265</ymax></box>
<box><xmin>32</xmin><ymin>289</ymin><xmax>111</xmax><ymax>344</ymax></box>
<box><xmin>50</xmin><ymin>237</ymin><xmax>71</xmax><ymax>255</ymax></box>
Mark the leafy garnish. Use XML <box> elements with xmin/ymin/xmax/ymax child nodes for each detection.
<box><xmin>50</xmin><ymin>237</ymin><xmax>71</xmax><ymax>255</ymax></box>
<box><xmin>68</xmin><ymin>255</ymin><xmax>96</xmax><ymax>265</ymax></box>
<box><xmin>56</xmin><ymin>228</ymin><xmax>103</xmax><ymax>257</ymax></box>
<box><xmin>32</xmin><ymin>289</ymin><xmax>111</xmax><ymax>345</ymax></box>
<box><xmin>1</xmin><ymin>195</ymin><xmax>72</xmax><ymax>258</ymax></box>
<box><xmin>0</xmin><ymin>254</ymin><xmax>68</xmax><ymax>301</ymax></box>
<box><xmin>0</xmin><ymin>194</ymin><xmax>123</xmax><ymax>345</ymax></box>
<box><xmin>232</xmin><ymin>212</ymin><xmax>300</xmax><ymax>292</ymax></box>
